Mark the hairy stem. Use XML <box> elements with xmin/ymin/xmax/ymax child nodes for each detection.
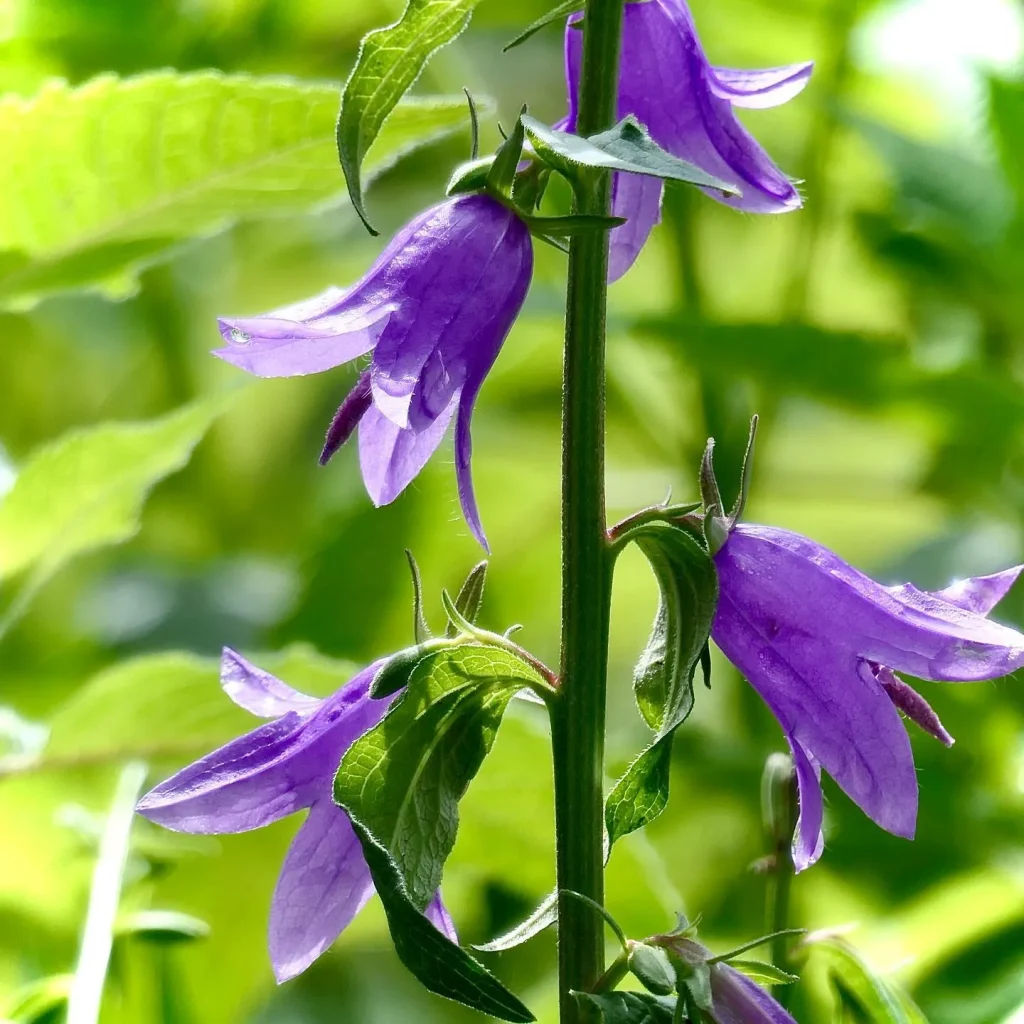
<box><xmin>552</xmin><ymin>1</ymin><xmax>625</xmax><ymax>1021</ymax></box>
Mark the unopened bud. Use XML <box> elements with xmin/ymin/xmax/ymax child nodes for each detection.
<box><xmin>761</xmin><ymin>752</ymin><xmax>799</xmax><ymax>851</ymax></box>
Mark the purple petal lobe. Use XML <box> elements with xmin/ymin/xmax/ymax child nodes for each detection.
<box><xmin>712</xmin><ymin>590</ymin><xmax>918</xmax><ymax>840</ymax></box>
<box><xmin>930</xmin><ymin>566</ymin><xmax>1023</xmax><ymax>615</ymax></box>
<box><xmin>321</xmin><ymin>371</ymin><xmax>373</xmax><ymax>466</ymax></box>
<box><xmin>787</xmin><ymin>737</ymin><xmax>824</xmax><ymax>872</ymax></box>
<box><xmin>710</xmin><ymin>63</ymin><xmax>815</xmax><ymax>109</ymax></box>
<box><xmin>868</xmin><ymin>662</ymin><xmax>955</xmax><ymax>747</ymax></box>
<box><xmin>358</xmin><ymin>397</ymin><xmax>458</xmax><ymax>507</ymax></box>
<box><xmin>220</xmin><ymin>648</ymin><xmax>320</xmax><ymax>719</ymax></box>
<box><xmin>269</xmin><ymin>798</ymin><xmax>375</xmax><ymax>983</ymax></box>
<box><xmin>214</xmin><ymin>296</ymin><xmax>390</xmax><ymax>378</ymax></box>
<box><xmin>727</xmin><ymin>525</ymin><xmax>1024</xmax><ymax>683</ymax></box>
<box><xmin>711</xmin><ymin>963</ymin><xmax>799</xmax><ymax>1024</ymax></box>
<box><xmin>608</xmin><ymin>173</ymin><xmax>664</xmax><ymax>283</ymax></box>
<box><xmin>426</xmin><ymin>892</ymin><xmax>459</xmax><ymax>943</ymax></box>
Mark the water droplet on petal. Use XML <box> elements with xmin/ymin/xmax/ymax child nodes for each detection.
<box><xmin>230</xmin><ymin>327</ymin><xmax>251</xmax><ymax>346</ymax></box>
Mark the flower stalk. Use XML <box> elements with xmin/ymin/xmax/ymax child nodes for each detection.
<box><xmin>552</xmin><ymin>1</ymin><xmax>625</xmax><ymax>1021</ymax></box>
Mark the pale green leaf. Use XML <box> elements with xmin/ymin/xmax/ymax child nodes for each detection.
<box><xmin>0</xmin><ymin>72</ymin><xmax>475</xmax><ymax>306</ymax></box>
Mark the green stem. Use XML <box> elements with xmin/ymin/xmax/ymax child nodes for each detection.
<box><xmin>552</xmin><ymin>1</ymin><xmax>625</xmax><ymax>1021</ymax></box>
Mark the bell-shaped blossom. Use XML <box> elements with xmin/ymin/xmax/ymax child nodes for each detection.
<box><xmin>563</xmin><ymin>0</ymin><xmax>812</xmax><ymax>280</ymax></box>
<box><xmin>663</xmin><ymin>935</ymin><xmax>798</xmax><ymax>1024</ymax></box>
<box><xmin>137</xmin><ymin>649</ymin><xmax>457</xmax><ymax>982</ymax></box>
<box><xmin>214</xmin><ymin>194</ymin><xmax>534</xmax><ymax>550</ymax></box>
<box><xmin>712</xmin><ymin>524</ymin><xmax>1024</xmax><ymax>870</ymax></box>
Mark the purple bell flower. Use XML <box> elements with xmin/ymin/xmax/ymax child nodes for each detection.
<box><xmin>712</xmin><ymin>524</ymin><xmax>1024</xmax><ymax>871</ymax></box>
<box><xmin>562</xmin><ymin>0</ymin><xmax>812</xmax><ymax>280</ymax></box>
<box><xmin>136</xmin><ymin>649</ymin><xmax>457</xmax><ymax>982</ymax></box>
<box><xmin>214</xmin><ymin>194</ymin><xmax>534</xmax><ymax>551</ymax></box>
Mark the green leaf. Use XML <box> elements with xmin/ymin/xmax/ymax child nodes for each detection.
<box><xmin>338</xmin><ymin>0</ymin><xmax>486</xmax><ymax>233</ymax></box>
<box><xmin>334</xmin><ymin>644</ymin><xmax>547</xmax><ymax>910</ymax></box>
<box><xmin>0</xmin><ymin>73</ymin><xmax>474</xmax><ymax>307</ymax></box>
<box><xmin>503</xmin><ymin>0</ymin><xmax>584</xmax><ymax>52</ymax></box>
<box><xmin>114</xmin><ymin>910</ymin><xmax>210</xmax><ymax>946</ymax></box>
<box><xmin>0</xmin><ymin>399</ymin><xmax>229</xmax><ymax>634</ymax></box>
<box><xmin>812</xmin><ymin>938</ymin><xmax>929</xmax><ymax>1024</ymax></box>
<box><xmin>606</xmin><ymin>522</ymin><xmax>718</xmax><ymax>845</ymax></box>
<box><xmin>521</xmin><ymin>115</ymin><xmax>739</xmax><ymax>194</ymax></box>
<box><xmin>4</xmin><ymin>975</ymin><xmax>72</xmax><ymax>1024</ymax></box>
<box><xmin>473</xmin><ymin>890</ymin><xmax>557</xmax><ymax>952</ymax></box>
<box><xmin>352</xmin><ymin>820</ymin><xmax>535</xmax><ymax>1022</ymax></box>
<box><xmin>573</xmin><ymin>991</ymin><xmax>676</xmax><ymax>1024</ymax></box>
<box><xmin>727</xmin><ymin>959</ymin><xmax>799</xmax><ymax>986</ymax></box>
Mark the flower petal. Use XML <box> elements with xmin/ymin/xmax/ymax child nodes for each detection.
<box><xmin>214</xmin><ymin>298</ymin><xmax>390</xmax><ymax>378</ymax></box>
<box><xmin>608</xmin><ymin>172</ymin><xmax>664</xmax><ymax>283</ymax></box>
<box><xmin>726</xmin><ymin>525</ymin><xmax>1024</xmax><ymax>683</ymax></box>
<box><xmin>712</xmin><ymin>591</ymin><xmax>918</xmax><ymax>840</ymax></box>
<box><xmin>220</xmin><ymin>648</ymin><xmax>320</xmax><ymax>719</ymax></box>
<box><xmin>269</xmin><ymin>798</ymin><xmax>375</xmax><ymax>983</ymax></box>
<box><xmin>358</xmin><ymin>396</ymin><xmax>458</xmax><ymax>507</ymax></box>
<box><xmin>709</xmin><ymin>63</ymin><xmax>814</xmax><ymax>109</ymax></box>
<box><xmin>426</xmin><ymin>891</ymin><xmax>459</xmax><ymax>943</ymax></box>
<box><xmin>711</xmin><ymin>963</ymin><xmax>799</xmax><ymax>1024</ymax></box>
<box><xmin>931</xmin><ymin>566</ymin><xmax>1023</xmax><ymax>616</ymax></box>
<box><xmin>136</xmin><ymin>713</ymin><xmax>319</xmax><ymax>833</ymax></box>
<box><xmin>787</xmin><ymin>736</ymin><xmax>824</xmax><ymax>872</ymax></box>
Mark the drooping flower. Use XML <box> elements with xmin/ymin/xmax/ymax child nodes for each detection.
<box><xmin>712</xmin><ymin>524</ymin><xmax>1024</xmax><ymax>870</ymax></box>
<box><xmin>137</xmin><ymin>649</ymin><xmax>456</xmax><ymax>982</ymax></box>
<box><xmin>563</xmin><ymin>0</ymin><xmax>812</xmax><ymax>280</ymax></box>
<box><xmin>214</xmin><ymin>194</ymin><xmax>534</xmax><ymax>551</ymax></box>
<box><xmin>659</xmin><ymin>934</ymin><xmax>798</xmax><ymax>1024</ymax></box>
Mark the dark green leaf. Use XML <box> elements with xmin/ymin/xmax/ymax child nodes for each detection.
<box><xmin>473</xmin><ymin>890</ymin><xmax>557</xmax><ymax>952</ymax></box>
<box><xmin>574</xmin><ymin>991</ymin><xmax>677</xmax><ymax>1023</ymax></box>
<box><xmin>521</xmin><ymin>115</ymin><xmax>738</xmax><ymax>194</ymax></box>
<box><xmin>353</xmin><ymin>821</ymin><xmax>535</xmax><ymax>1022</ymax></box>
<box><xmin>448</xmin><ymin>560</ymin><xmax>489</xmax><ymax>638</ymax></box>
<box><xmin>335</xmin><ymin>644</ymin><xmax>547</xmax><ymax>909</ymax></box>
<box><xmin>812</xmin><ymin>938</ymin><xmax>928</xmax><ymax>1024</ymax></box>
<box><xmin>338</xmin><ymin>0</ymin><xmax>486</xmax><ymax>233</ymax></box>
<box><xmin>606</xmin><ymin>522</ymin><xmax>718</xmax><ymax>845</ymax></box>
<box><xmin>503</xmin><ymin>0</ymin><xmax>584</xmax><ymax>52</ymax></box>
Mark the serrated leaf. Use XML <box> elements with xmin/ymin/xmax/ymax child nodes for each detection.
<box><xmin>0</xmin><ymin>73</ymin><xmax>474</xmax><ymax>306</ymax></box>
<box><xmin>473</xmin><ymin>890</ymin><xmax>557</xmax><ymax>952</ymax></box>
<box><xmin>521</xmin><ymin>114</ymin><xmax>738</xmax><ymax>194</ymax></box>
<box><xmin>0</xmin><ymin>399</ymin><xmax>229</xmax><ymax>613</ymax></box>
<box><xmin>727</xmin><ymin>959</ymin><xmax>799</xmax><ymax>986</ymax></box>
<box><xmin>334</xmin><ymin>644</ymin><xmax>547</xmax><ymax>910</ymax></box>
<box><xmin>606</xmin><ymin>522</ymin><xmax>718</xmax><ymax>845</ymax></box>
<box><xmin>503</xmin><ymin>0</ymin><xmax>585</xmax><ymax>52</ymax></box>
<box><xmin>573</xmin><ymin>991</ymin><xmax>676</xmax><ymax>1024</ymax></box>
<box><xmin>338</xmin><ymin>0</ymin><xmax>485</xmax><ymax>232</ymax></box>
<box><xmin>352</xmin><ymin>821</ymin><xmax>535</xmax><ymax>1022</ymax></box>
<box><xmin>813</xmin><ymin>939</ymin><xmax>929</xmax><ymax>1024</ymax></box>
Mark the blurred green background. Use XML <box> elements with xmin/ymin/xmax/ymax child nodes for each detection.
<box><xmin>2</xmin><ymin>0</ymin><xmax>1024</xmax><ymax>1021</ymax></box>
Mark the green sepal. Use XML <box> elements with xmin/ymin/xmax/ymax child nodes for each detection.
<box><xmin>447</xmin><ymin>156</ymin><xmax>495</xmax><ymax>196</ymax></box>
<box><xmin>628</xmin><ymin>942</ymin><xmax>677</xmax><ymax>996</ymax></box>
<box><xmin>673</xmin><ymin>958</ymin><xmax>714</xmax><ymax>1014</ymax></box>
<box><xmin>521</xmin><ymin>114</ymin><xmax>739</xmax><ymax>195</ymax></box>
<box><xmin>114</xmin><ymin>909</ymin><xmax>210</xmax><ymax>945</ymax></box>
<box><xmin>488</xmin><ymin>107</ymin><xmax>528</xmax><ymax>198</ymax></box>
<box><xmin>503</xmin><ymin>0</ymin><xmax>585</xmax><ymax>53</ymax></box>
<box><xmin>369</xmin><ymin>637</ymin><xmax>458</xmax><ymax>699</ymax></box>
<box><xmin>521</xmin><ymin>212</ymin><xmax>626</xmax><ymax>237</ymax></box>
<box><xmin>350</xmin><ymin>820</ymin><xmax>535</xmax><ymax>1022</ymax></box>
<box><xmin>447</xmin><ymin>560</ymin><xmax>489</xmax><ymax>637</ymax></box>
<box><xmin>405</xmin><ymin>549</ymin><xmax>432</xmax><ymax>644</ymax></box>
<box><xmin>573</xmin><ymin>991</ymin><xmax>677</xmax><ymax>1023</ymax></box>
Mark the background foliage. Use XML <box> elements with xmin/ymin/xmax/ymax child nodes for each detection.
<box><xmin>1</xmin><ymin>0</ymin><xmax>1023</xmax><ymax>1021</ymax></box>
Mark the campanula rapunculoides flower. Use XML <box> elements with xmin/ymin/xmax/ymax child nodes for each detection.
<box><xmin>215</xmin><ymin>194</ymin><xmax>534</xmax><ymax>551</ymax></box>
<box><xmin>658</xmin><ymin>934</ymin><xmax>798</xmax><ymax>1024</ymax></box>
<box><xmin>137</xmin><ymin>649</ymin><xmax>457</xmax><ymax>982</ymax></box>
<box><xmin>563</xmin><ymin>0</ymin><xmax>812</xmax><ymax>280</ymax></box>
<box><xmin>712</xmin><ymin>524</ymin><xmax>1024</xmax><ymax>870</ymax></box>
